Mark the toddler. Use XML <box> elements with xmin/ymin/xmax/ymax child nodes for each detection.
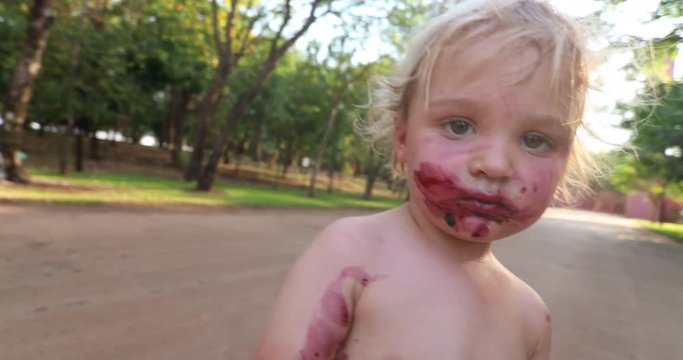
<box><xmin>258</xmin><ymin>0</ymin><xmax>596</xmax><ymax>358</ymax></box>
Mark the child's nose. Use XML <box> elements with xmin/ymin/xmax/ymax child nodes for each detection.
<box><xmin>467</xmin><ymin>141</ymin><xmax>514</xmax><ymax>181</ymax></box>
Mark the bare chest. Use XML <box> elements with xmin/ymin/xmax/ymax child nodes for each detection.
<box><xmin>338</xmin><ymin>272</ymin><xmax>530</xmax><ymax>359</ymax></box>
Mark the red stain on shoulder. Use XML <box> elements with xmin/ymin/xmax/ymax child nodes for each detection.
<box><xmin>545</xmin><ymin>312</ymin><xmax>552</xmax><ymax>322</ymax></box>
<box><xmin>299</xmin><ymin>266</ymin><xmax>385</xmax><ymax>360</ymax></box>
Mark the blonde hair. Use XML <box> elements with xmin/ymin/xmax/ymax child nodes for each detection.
<box><xmin>359</xmin><ymin>0</ymin><xmax>599</xmax><ymax>202</ymax></box>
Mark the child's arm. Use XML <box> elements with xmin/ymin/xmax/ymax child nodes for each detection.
<box><xmin>257</xmin><ymin>219</ymin><xmax>373</xmax><ymax>360</ymax></box>
<box><xmin>529</xmin><ymin>308</ymin><xmax>552</xmax><ymax>360</ymax></box>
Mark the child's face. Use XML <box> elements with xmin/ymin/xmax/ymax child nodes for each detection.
<box><xmin>395</xmin><ymin>41</ymin><xmax>574</xmax><ymax>243</ymax></box>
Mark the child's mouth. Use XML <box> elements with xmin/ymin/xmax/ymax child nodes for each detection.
<box><xmin>414</xmin><ymin>162</ymin><xmax>522</xmax><ymax>236</ymax></box>
<box><xmin>455</xmin><ymin>197</ymin><xmax>514</xmax><ymax>222</ymax></box>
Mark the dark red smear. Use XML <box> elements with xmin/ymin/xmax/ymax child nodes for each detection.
<box><xmin>472</xmin><ymin>224</ymin><xmax>489</xmax><ymax>238</ymax></box>
<box><xmin>532</xmin><ymin>183</ymin><xmax>538</xmax><ymax>193</ymax></box>
<box><xmin>520</xmin><ymin>186</ymin><xmax>527</xmax><ymax>194</ymax></box>
<box><xmin>299</xmin><ymin>266</ymin><xmax>384</xmax><ymax>360</ymax></box>
<box><xmin>414</xmin><ymin>162</ymin><xmax>520</xmax><ymax>227</ymax></box>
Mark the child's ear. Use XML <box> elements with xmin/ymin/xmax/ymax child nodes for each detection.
<box><xmin>393</xmin><ymin>114</ymin><xmax>407</xmax><ymax>162</ymax></box>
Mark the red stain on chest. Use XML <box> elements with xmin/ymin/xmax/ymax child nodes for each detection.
<box><xmin>299</xmin><ymin>266</ymin><xmax>384</xmax><ymax>360</ymax></box>
<box><xmin>414</xmin><ymin>162</ymin><xmax>536</xmax><ymax>236</ymax></box>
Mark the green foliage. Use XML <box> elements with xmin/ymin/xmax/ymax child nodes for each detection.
<box><xmin>653</xmin><ymin>0</ymin><xmax>683</xmax><ymax>21</ymax></box>
<box><xmin>7</xmin><ymin>0</ymin><xmax>216</xmax><ymax>140</ymax></box>
<box><xmin>0</xmin><ymin>0</ymin><xmax>416</xmax><ymax>190</ymax></box>
<box><xmin>613</xmin><ymin>82</ymin><xmax>683</xmax><ymax>201</ymax></box>
<box><xmin>631</xmin><ymin>35</ymin><xmax>681</xmax><ymax>84</ymax></box>
<box><xmin>385</xmin><ymin>0</ymin><xmax>438</xmax><ymax>55</ymax></box>
<box><xmin>607</xmin><ymin>0</ymin><xmax>683</xmax><ymax>216</ymax></box>
<box><xmin>0</xmin><ymin>1</ymin><xmax>27</xmax><ymax>95</ymax></box>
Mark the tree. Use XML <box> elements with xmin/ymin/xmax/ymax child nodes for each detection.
<box><xmin>607</xmin><ymin>0</ymin><xmax>683</xmax><ymax>221</ymax></box>
<box><xmin>613</xmin><ymin>81</ymin><xmax>683</xmax><ymax>221</ymax></box>
<box><xmin>23</xmin><ymin>0</ymin><xmax>215</xmax><ymax>172</ymax></box>
<box><xmin>1</xmin><ymin>0</ymin><xmax>54</xmax><ymax>183</ymax></box>
<box><xmin>193</xmin><ymin>0</ymin><xmax>338</xmax><ymax>191</ymax></box>
<box><xmin>308</xmin><ymin>37</ymin><xmax>372</xmax><ymax>197</ymax></box>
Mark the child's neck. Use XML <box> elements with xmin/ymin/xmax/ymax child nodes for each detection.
<box><xmin>402</xmin><ymin>203</ymin><xmax>493</xmax><ymax>263</ymax></box>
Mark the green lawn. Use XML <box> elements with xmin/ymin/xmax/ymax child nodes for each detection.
<box><xmin>0</xmin><ymin>170</ymin><xmax>403</xmax><ymax>210</ymax></box>
<box><xmin>638</xmin><ymin>220</ymin><xmax>683</xmax><ymax>243</ymax></box>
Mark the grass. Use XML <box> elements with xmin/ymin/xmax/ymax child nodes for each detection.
<box><xmin>0</xmin><ymin>169</ymin><xmax>404</xmax><ymax>210</ymax></box>
<box><xmin>638</xmin><ymin>220</ymin><xmax>683</xmax><ymax>243</ymax></box>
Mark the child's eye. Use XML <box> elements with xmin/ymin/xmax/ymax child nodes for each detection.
<box><xmin>444</xmin><ymin>118</ymin><xmax>475</xmax><ymax>137</ymax></box>
<box><xmin>521</xmin><ymin>132</ymin><xmax>553</xmax><ymax>152</ymax></box>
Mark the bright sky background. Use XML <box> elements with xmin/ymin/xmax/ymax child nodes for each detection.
<box><xmin>303</xmin><ymin>0</ymin><xmax>682</xmax><ymax>153</ymax></box>
<box><xmin>552</xmin><ymin>0</ymin><xmax>682</xmax><ymax>152</ymax></box>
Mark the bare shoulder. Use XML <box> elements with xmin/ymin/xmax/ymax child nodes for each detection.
<box><xmin>256</xmin><ymin>211</ymin><xmax>390</xmax><ymax>359</ymax></box>
<box><xmin>312</xmin><ymin>208</ymin><xmax>398</xmax><ymax>255</ymax></box>
<box><xmin>503</xmin><ymin>270</ymin><xmax>552</xmax><ymax>360</ymax></box>
<box><xmin>310</xmin><ymin>211</ymin><xmax>387</xmax><ymax>253</ymax></box>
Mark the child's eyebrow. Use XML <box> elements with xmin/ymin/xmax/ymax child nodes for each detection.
<box><xmin>429</xmin><ymin>97</ymin><xmax>481</xmax><ymax>109</ymax></box>
<box><xmin>427</xmin><ymin>97</ymin><xmax>484</xmax><ymax>113</ymax></box>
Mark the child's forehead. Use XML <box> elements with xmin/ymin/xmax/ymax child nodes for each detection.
<box><xmin>419</xmin><ymin>40</ymin><xmax>574</xmax><ymax>127</ymax></box>
<box><xmin>433</xmin><ymin>39</ymin><xmax>543</xmax><ymax>86</ymax></box>
<box><xmin>416</xmin><ymin>34</ymin><xmax>577</xmax><ymax>121</ymax></box>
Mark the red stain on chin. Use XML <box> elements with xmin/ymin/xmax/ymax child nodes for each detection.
<box><xmin>299</xmin><ymin>266</ymin><xmax>384</xmax><ymax>360</ymax></box>
<box><xmin>414</xmin><ymin>162</ymin><xmax>537</xmax><ymax>235</ymax></box>
<box><xmin>472</xmin><ymin>224</ymin><xmax>489</xmax><ymax>238</ymax></box>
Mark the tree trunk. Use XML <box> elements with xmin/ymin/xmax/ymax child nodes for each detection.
<box><xmin>363</xmin><ymin>150</ymin><xmax>381</xmax><ymax>200</ymax></box>
<box><xmin>194</xmin><ymin>0</ymin><xmax>327</xmax><ymax>192</ymax></box>
<box><xmin>184</xmin><ymin>61</ymin><xmax>230</xmax><ymax>181</ymax></box>
<box><xmin>0</xmin><ymin>0</ymin><xmax>54</xmax><ymax>183</ymax></box>
<box><xmin>89</xmin><ymin>131</ymin><xmax>99</xmax><ymax>160</ymax></box>
<box><xmin>171</xmin><ymin>109</ymin><xmax>186</xmax><ymax>168</ymax></box>
<box><xmin>327</xmin><ymin>168</ymin><xmax>334</xmax><ymax>193</ymax></box>
<box><xmin>250</xmin><ymin>119</ymin><xmax>264</xmax><ymax>162</ymax></box>
<box><xmin>233</xmin><ymin>153</ymin><xmax>241</xmax><ymax>176</ymax></box>
<box><xmin>223</xmin><ymin>141</ymin><xmax>231</xmax><ymax>164</ymax></box>
<box><xmin>165</xmin><ymin>88</ymin><xmax>190</xmax><ymax>167</ymax></box>
<box><xmin>279</xmin><ymin>141</ymin><xmax>295</xmax><ymax>180</ymax></box>
<box><xmin>75</xmin><ymin>128</ymin><xmax>84</xmax><ymax>172</ymax></box>
<box><xmin>308</xmin><ymin>96</ymin><xmax>341</xmax><ymax>198</ymax></box>
<box><xmin>58</xmin><ymin>125</ymin><xmax>72</xmax><ymax>175</ymax></box>
<box><xmin>196</xmin><ymin>61</ymin><xmax>278</xmax><ymax>191</ymax></box>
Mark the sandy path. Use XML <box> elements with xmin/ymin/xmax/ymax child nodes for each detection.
<box><xmin>0</xmin><ymin>204</ymin><xmax>681</xmax><ymax>359</ymax></box>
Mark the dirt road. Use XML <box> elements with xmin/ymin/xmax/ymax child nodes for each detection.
<box><xmin>0</xmin><ymin>204</ymin><xmax>681</xmax><ymax>360</ymax></box>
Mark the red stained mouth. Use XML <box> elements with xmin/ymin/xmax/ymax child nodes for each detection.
<box><xmin>414</xmin><ymin>162</ymin><xmax>522</xmax><ymax>234</ymax></box>
<box><xmin>455</xmin><ymin>198</ymin><xmax>514</xmax><ymax>221</ymax></box>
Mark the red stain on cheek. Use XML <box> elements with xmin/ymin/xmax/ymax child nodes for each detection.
<box><xmin>520</xmin><ymin>187</ymin><xmax>527</xmax><ymax>194</ymax></box>
<box><xmin>299</xmin><ymin>266</ymin><xmax>384</xmax><ymax>360</ymax></box>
